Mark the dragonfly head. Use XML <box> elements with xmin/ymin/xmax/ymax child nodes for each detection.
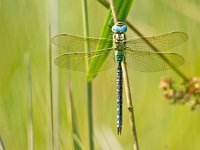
<box><xmin>112</xmin><ymin>22</ymin><xmax>127</xmax><ymax>33</ymax></box>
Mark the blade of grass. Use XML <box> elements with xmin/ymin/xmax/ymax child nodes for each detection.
<box><xmin>87</xmin><ymin>0</ymin><xmax>134</xmax><ymax>81</ymax></box>
<box><xmin>66</xmin><ymin>77</ymin><xmax>82</xmax><ymax>150</ymax></box>
<box><xmin>49</xmin><ymin>0</ymin><xmax>59</xmax><ymax>148</ymax></box>
<box><xmin>109</xmin><ymin>0</ymin><xmax>139</xmax><ymax>149</ymax></box>
<box><xmin>81</xmin><ymin>0</ymin><xmax>94</xmax><ymax>150</ymax></box>
<box><xmin>25</xmin><ymin>53</ymin><xmax>34</xmax><ymax>150</ymax></box>
<box><xmin>73</xmin><ymin>134</ymin><xmax>86</xmax><ymax>150</ymax></box>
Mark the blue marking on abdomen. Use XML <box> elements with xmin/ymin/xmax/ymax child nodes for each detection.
<box><xmin>116</xmin><ymin>51</ymin><xmax>123</xmax><ymax>135</ymax></box>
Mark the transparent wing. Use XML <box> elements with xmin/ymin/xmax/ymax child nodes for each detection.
<box><xmin>125</xmin><ymin>48</ymin><xmax>184</xmax><ymax>72</ymax></box>
<box><xmin>52</xmin><ymin>34</ymin><xmax>113</xmax><ymax>52</ymax></box>
<box><xmin>126</xmin><ymin>32</ymin><xmax>188</xmax><ymax>52</ymax></box>
<box><xmin>54</xmin><ymin>48</ymin><xmax>115</xmax><ymax>72</ymax></box>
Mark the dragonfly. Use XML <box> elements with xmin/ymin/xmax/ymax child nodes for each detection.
<box><xmin>52</xmin><ymin>21</ymin><xmax>188</xmax><ymax>135</ymax></box>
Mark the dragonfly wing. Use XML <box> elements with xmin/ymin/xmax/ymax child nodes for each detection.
<box><xmin>124</xmin><ymin>48</ymin><xmax>184</xmax><ymax>72</ymax></box>
<box><xmin>52</xmin><ymin>34</ymin><xmax>113</xmax><ymax>52</ymax></box>
<box><xmin>126</xmin><ymin>32</ymin><xmax>188</xmax><ymax>52</ymax></box>
<box><xmin>54</xmin><ymin>48</ymin><xmax>116</xmax><ymax>72</ymax></box>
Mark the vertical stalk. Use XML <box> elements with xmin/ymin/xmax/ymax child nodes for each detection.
<box><xmin>66</xmin><ymin>73</ymin><xmax>82</xmax><ymax>150</ymax></box>
<box><xmin>109</xmin><ymin>0</ymin><xmax>139</xmax><ymax>149</ymax></box>
<box><xmin>49</xmin><ymin>15</ymin><xmax>55</xmax><ymax>150</ymax></box>
<box><xmin>0</xmin><ymin>136</ymin><xmax>5</xmax><ymax>150</ymax></box>
<box><xmin>121</xmin><ymin>62</ymin><xmax>139</xmax><ymax>150</ymax></box>
<box><xmin>110</xmin><ymin>0</ymin><xmax>118</xmax><ymax>22</ymax></box>
<box><xmin>25</xmin><ymin>53</ymin><xmax>34</xmax><ymax>150</ymax></box>
<box><xmin>49</xmin><ymin>37</ymin><xmax>55</xmax><ymax>150</ymax></box>
<box><xmin>86</xmin><ymin>82</ymin><xmax>93</xmax><ymax>150</ymax></box>
<box><xmin>49</xmin><ymin>0</ymin><xmax>59</xmax><ymax>149</ymax></box>
<box><xmin>81</xmin><ymin>0</ymin><xmax>94</xmax><ymax>150</ymax></box>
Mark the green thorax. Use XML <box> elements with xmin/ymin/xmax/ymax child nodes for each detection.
<box><xmin>113</xmin><ymin>33</ymin><xmax>126</xmax><ymax>62</ymax></box>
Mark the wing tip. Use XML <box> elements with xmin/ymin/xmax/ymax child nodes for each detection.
<box><xmin>171</xmin><ymin>31</ymin><xmax>189</xmax><ymax>41</ymax></box>
<box><xmin>54</xmin><ymin>54</ymin><xmax>67</xmax><ymax>68</ymax></box>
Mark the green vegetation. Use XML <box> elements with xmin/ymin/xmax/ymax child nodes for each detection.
<box><xmin>0</xmin><ymin>0</ymin><xmax>200</xmax><ymax>149</ymax></box>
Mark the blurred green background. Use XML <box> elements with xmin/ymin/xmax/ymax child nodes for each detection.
<box><xmin>0</xmin><ymin>0</ymin><xmax>200</xmax><ymax>149</ymax></box>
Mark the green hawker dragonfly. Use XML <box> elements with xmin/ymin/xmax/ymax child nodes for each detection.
<box><xmin>52</xmin><ymin>22</ymin><xmax>188</xmax><ymax>134</ymax></box>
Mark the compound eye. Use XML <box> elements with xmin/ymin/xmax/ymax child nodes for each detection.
<box><xmin>112</xmin><ymin>25</ymin><xmax>120</xmax><ymax>33</ymax></box>
<box><xmin>121</xmin><ymin>25</ymin><xmax>127</xmax><ymax>32</ymax></box>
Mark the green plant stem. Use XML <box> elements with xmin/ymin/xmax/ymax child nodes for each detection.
<box><xmin>49</xmin><ymin>33</ymin><xmax>54</xmax><ymax>150</ymax></box>
<box><xmin>66</xmin><ymin>74</ymin><xmax>82</xmax><ymax>150</ymax></box>
<box><xmin>87</xmin><ymin>82</ymin><xmax>93</xmax><ymax>150</ymax></box>
<box><xmin>97</xmin><ymin>0</ymin><xmax>189</xmax><ymax>82</ymax></box>
<box><xmin>82</xmin><ymin>0</ymin><xmax>94</xmax><ymax>150</ymax></box>
<box><xmin>109</xmin><ymin>0</ymin><xmax>139</xmax><ymax>149</ymax></box>
<box><xmin>49</xmin><ymin>0</ymin><xmax>59</xmax><ymax>148</ymax></box>
<box><xmin>49</xmin><ymin>57</ymin><xmax>54</xmax><ymax>150</ymax></box>
<box><xmin>25</xmin><ymin>53</ymin><xmax>34</xmax><ymax>150</ymax></box>
<box><xmin>73</xmin><ymin>134</ymin><xmax>86</xmax><ymax>150</ymax></box>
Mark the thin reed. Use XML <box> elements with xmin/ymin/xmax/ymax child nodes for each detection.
<box><xmin>82</xmin><ymin>0</ymin><xmax>94</xmax><ymax>149</ymax></box>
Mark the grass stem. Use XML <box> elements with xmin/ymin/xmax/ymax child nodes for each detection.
<box><xmin>121</xmin><ymin>62</ymin><xmax>139</xmax><ymax>150</ymax></box>
<box><xmin>110</xmin><ymin>0</ymin><xmax>118</xmax><ymax>22</ymax></box>
<box><xmin>49</xmin><ymin>0</ymin><xmax>59</xmax><ymax>148</ymax></box>
<box><xmin>49</xmin><ymin>43</ymin><xmax>55</xmax><ymax>150</ymax></box>
<box><xmin>66</xmin><ymin>74</ymin><xmax>82</xmax><ymax>150</ymax></box>
<box><xmin>25</xmin><ymin>53</ymin><xmax>34</xmax><ymax>150</ymax></box>
<box><xmin>82</xmin><ymin>0</ymin><xmax>94</xmax><ymax>149</ymax></box>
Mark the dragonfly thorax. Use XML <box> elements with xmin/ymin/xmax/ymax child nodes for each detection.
<box><xmin>113</xmin><ymin>33</ymin><xmax>126</xmax><ymax>51</ymax></box>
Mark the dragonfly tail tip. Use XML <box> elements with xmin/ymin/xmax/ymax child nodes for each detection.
<box><xmin>117</xmin><ymin>127</ymin><xmax>122</xmax><ymax>135</ymax></box>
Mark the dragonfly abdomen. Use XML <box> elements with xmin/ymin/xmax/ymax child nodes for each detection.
<box><xmin>116</xmin><ymin>61</ymin><xmax>123</xmax><ymax>135</ymax></box>
<box><xmin>115</xmin><ymin>50</ymin><xmax>124</xmax><ymax>135</ymax></box>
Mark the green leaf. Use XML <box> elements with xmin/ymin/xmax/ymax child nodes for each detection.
<box><xmin>87</xmin><ymin>0</ymin><xmax>134</xmax><ymax>81</ymax></box>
